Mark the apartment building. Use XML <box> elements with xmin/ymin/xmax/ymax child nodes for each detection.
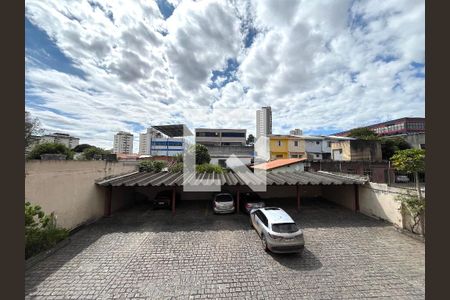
<box><xmin>113</xmin><ymin>131</ymin><xmax>133</xmax><ymax>154</ymax></box>
<box><xmin>289</xmin><ymin>128</ymin><xmax>303</xmax><ymax>135</ymax></box>
<box><xmin>195</xmin><ymin>128</ymin><xmax>246</xmax><ymax>146</ymax></box>
<box><xmin>256</xmin><ymin>106</ymin><xmax>272</xmax><ymax>139</ymax></box>
<box><xmin>39</xmin><ymin>133</ymin><xmax>80</xmax><ymax>149</ymax></box>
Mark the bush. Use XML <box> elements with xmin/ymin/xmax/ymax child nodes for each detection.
<box><xmin>27</xmin><ymin>143</ymin><xmax>74</xmax><ymax>160</ymax></box>
<box><xmin>196</xmin><ymin>163</ymin><xmax>223</xmax><ymax>174</ymax></box>
<box><xmin>25</xmin><ymin>202</ymin><xmax>69</xmax><ymax>259</ymax></box>
<box><xmin>83</xmin><ymin>146</ymin><xmax>110</xmax><ymax>160</ymax></box>
<box><xmin>194</xmin><ymin>144</ymin><xmax>210</xmax><ymax>165</ymax></box>
<box><xmin>138</xmin><ymin>160</ymin><xmax>167</xmax><ymax>172</ymax></box>
<box><xmin>169</xmin><ymin>162</ymin><xmax>183</xmax><ymax>172</ymax></box>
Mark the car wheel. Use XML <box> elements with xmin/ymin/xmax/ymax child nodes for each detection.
<box><xmin>261</xmin><ymin>235</ymin><xmax>268</xmax><ymax>251</ymax></box>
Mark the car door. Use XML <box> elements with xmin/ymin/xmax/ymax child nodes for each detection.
<box><xmin>254</xmin><ymin>211</ymin><xmax>264</xmax><ymax>236</ymax></box>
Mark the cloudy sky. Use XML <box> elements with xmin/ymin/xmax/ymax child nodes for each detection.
<box><xmin>25</xmin><ymin>0</ymin><xmax>425</xmax><ymax>150</ymax></box>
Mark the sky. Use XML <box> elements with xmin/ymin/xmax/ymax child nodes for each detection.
<box><xmin>25</xmin><ymin>0</ymin><xmax>425</xmax><ymax>150</ymax></box>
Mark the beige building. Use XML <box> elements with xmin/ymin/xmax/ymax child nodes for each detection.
<box><xmin>39</xmin><ymin>133</ymin><xmax>80</xmax><ymax>149</ymax></box>
<box><xmin>139</xmin><ymin>128</ymin><xmax>163</xmax><ymax>155</ymax></box>
<box><xmin>195</xmin><ymin>128</ymin><xmax>246</xmax><ymax>146</ymax></box>
<box><xmin>331</xmin><ymin>140</ymin><xmax>382</xmax><ymax>161</ymax></box>
<box><xmin>113</xmin><ymin>131</ymin><xmax>134</xmax><ymax>154</ymax></box>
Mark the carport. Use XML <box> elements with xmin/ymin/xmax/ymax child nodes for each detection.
<box><xmin>97</xmin><ymin>171</ymin><xmax>367</xmax><ymax>216</ymax></box>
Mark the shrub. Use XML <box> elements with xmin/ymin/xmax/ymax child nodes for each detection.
<box><xmin>138</xmin><ymin>160</ymin><xmax>167</xmax><ymax>172</ymax></box>
<box><xmin>196</xmin><ymin>163</ymin><xmax>223</xmax><ymax>174</ymax></box>
<box><xmin>396</xmin><ymin>193</ymin><xmax>425</xmax><ymax>234</ymax></box>
<box><xmin>194</xmin><ymin>144</ymin><xmax>210</xmax><ymax>164</ymax></box>
<box><xmin>169</xmin><ymin>162</ymin><xmax>183</xmax><ymax>172</ymax></box>
<box><xmin>27</xmin><ymin>143</ymin><xmax>74</xmax><ymax>160</ymax></box>
<box><xmin>25</xmin><ymin>202</ymin><xmax>69</xmax><ymax>259</ymax></box>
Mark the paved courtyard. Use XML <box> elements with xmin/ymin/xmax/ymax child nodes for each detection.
<box><xmin>25</xmin><ymin>199</ymin><xmax>425</xmax><ymax>299</ymax></box>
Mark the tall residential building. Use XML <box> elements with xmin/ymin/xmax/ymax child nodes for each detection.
<box><xmin>290</xmin><ymin>128</ymin><xmax>303</xmax><ymax>135</ymax></box>
<box><xmin>113</xmin><ymin>131</ymin><xmax>134</xmax><ymax>154</ymax></box>
<box><xmin>39</xmin><ymin>133</ymin><xmax>80</xmax><ymax>149</ymax></box>
<box><xmin>195</xmin><ymin>128</ymin><xmax>246</xmax><ymax>146</ymax></box>
<box><xmin>256</xmin><ymin>106</ymin><xmax>272</xmax><ymax>139</ymax></box>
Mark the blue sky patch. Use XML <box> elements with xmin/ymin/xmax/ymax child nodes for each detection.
<box><xmin>156</xmin><ymin>0</ymin><xmax>175</xmax><ymax>20</ymax></box>
<box><xmin>125</xmin><ymin>121</ymin><xmax>145</xmax><ymax>132</ymax></box>
<box><xmin>25</xmin><ymin>17</ymin><xmax>86</xmax><ymax>79</ymax></box>
<box><xmin>374</xmin><ymin>54</ymin><xmax>398</xmax><ymax>63</ymax></box>
<box><xmin>209</xmin><ymin>58</ymin><xmax>239</xmax><ymax>89</ymax></box>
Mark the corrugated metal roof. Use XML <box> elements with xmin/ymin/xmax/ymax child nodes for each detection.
<box><xmin>96</xmin><ymin>170</ymin><xmax>366</xmax><ymax>187</ymax></box>
<box><xmin>252</xmin><ymin>158</ymin><xmax>307</xmax><ymax>170</ymax></box>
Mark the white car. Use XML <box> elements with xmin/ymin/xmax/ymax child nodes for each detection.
<box><xmin>396</xmin><ymin>175</ymin><xmax>410</xmax><ymax>183</ymax></box>
<box><xmin>250</xmin><ymin>207</ymin><xmax>305</xmax><ymax>254</ymax></box>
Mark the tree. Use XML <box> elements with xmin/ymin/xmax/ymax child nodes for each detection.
<box><xmin>27</xmin><ymin>143</ymin><xmax>74</xmax><ymax>160</ymax></box>
<box><xmin>138</xmin><ymin>160</ymin><xmax>167</xmax><ymax>172</ymax></box>
<box><xmin>380</xmin><ymin>137</ymin><xmax>411</xmax><ymax>160</ymax></box>
<box><xmin>391</xmin><ymin>149</ymin><xmax>425</xmax><ymax>200</ymax></box>
<box><xmin>194</xmin><ymin>144</ymin><xmax>210</xmax><ymax>165</ymax></box>
<box><xmin>73</xmin><ymin>144</ymin><xmax>94</xmax><ymax>153</ymax></box>
<box><xmin>25</xmin><ymin>111</ymin><xmax>42</xmax><ymax>149</ymax></box>
<box><xmin>83</xmin><ymin>146</ymin><xmax>110</xmax><ymax>160</ymax></box>
<box><xmin>348</xmin><ymin>127</ymin><xmax>379</xmax><ymax>140</ymax></box>
<box><xmin>246</xmin><ymin>134</ymin><xmax>255</xmax><ymax>145</ymax></box>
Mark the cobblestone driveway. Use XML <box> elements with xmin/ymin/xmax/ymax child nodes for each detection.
<box><xmin>25</xmin><ymin>200</ymin><xmax>425</xmax><ymax>299</ymax></box>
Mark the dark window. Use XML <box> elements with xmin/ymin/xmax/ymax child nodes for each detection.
<box><xmin>167</xmin><ymin>141</ymin><xmax>183</xmax><ymax>147</ymax></box>
<box><xmin>221</xmin><ymin>132</ymin><xmax>245</xmax><ymax>138</ymax></box>
<box><xmin>218</xmin><ymin>159</ymin><xmax>226</xmax><ymax>167</ymax></box>
<box><xmin>316</xmin><ymin>141</ymin><xmax>320</xmax><ymax>145</ymax></box>
<box><xmin>196</xmin><ymin>132</ymin><xmax>219</xmax><ymax>137</ymax></box>
<box><xmin>294</xmin><ymin>141</ymin><xmax>298</xmax><ymax>146</ymax></box>
<box><xmin>272</xmin><ymin>223</ymin><xmax>299</xmax><ymax>233</ymax></box>
<box><xmin>215</xmin><ymin>194</ymin><xmax>233</xmax><ymax>202</ymax></box>
<box><xmin>256</xmin><ymin>211</ymin><xmax>268</xmax><ymax>227</ymax></box>
<box><xmin>420</xmin><ymin>144</ymin><xmax>425</xmax><ymax>149</ymax></box>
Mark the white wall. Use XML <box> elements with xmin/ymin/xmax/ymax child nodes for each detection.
<box><xmin>25</xmin><ymin>160</ymin><xmax>137</xmax><ymax>230</ymax></box>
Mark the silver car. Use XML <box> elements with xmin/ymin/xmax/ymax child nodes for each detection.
<box><xmin>212</xmin><ymin>193</ymin><xmax>235</xmax><ymax>214</ymax></box>
<box><xmin>250</xmin><ymin>207</ymin><xmax>305</xmax><ymax>254</ymax></box>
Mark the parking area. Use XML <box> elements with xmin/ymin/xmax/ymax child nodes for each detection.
<box><xmin>25</xmin><ymin>199</ymin><xmax>425</xmax><ymax>299</ymax></box>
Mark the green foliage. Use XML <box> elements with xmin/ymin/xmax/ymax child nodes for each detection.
<box><xmin>25</xmin><ymin>202</ymin><xmax>69</xmax><ymax>259</ymax></box>
<box><xmin>174</xmin><ymin>153</ymin><xmax>183</xmax><ymax>163</ymax></box>
<box><xmin>396</xmin><ymin>193</ymin><xmax>425</xmax><ymax>234</ymax></box>
<box><xmin>196</xmin><ymin>163</ymin><xmax>223</xmax><ymax>174</ymax></box>
<box><xmin>391</xmin><ymin>149</ymin><xmax>425</xmax><ymax>174</ymax></box>
<box><xmin>83</xmin><ymin>146</ymin><xmax>110</xmax><ymax>160</ymax></box>
<box><xmin>73</xmin><ymin>144</ymin><xmax>93</xmax><ymax>153</ymax></box>
<box><xmin>348</xmin><ymin>128</ymin><xmax>380</xmax><ymax>140</ymax></box>
<box><xmin>194</xmin><ymin>144</ymin><xmax>211</xmax><ymax>165</ymax></box>
<box><xmin>25</xmin><ymin>111</ymin><xmax>42</xmax><ymax>149</ymax></box>
<box><xmin>246</xmin><ymin>134</ymin><xmax>255</xmax><ymax>145</ymax></box>
<box><xmin>380</xmin><ymin>137</ymin><xmax>411</xmax><ymax>160</ymax></box>
<box><xmin>27</xmin><ymin>143</ymin><xmax>74</xmax><ymax>160</ymax></box>
<box><xmin>169</xmin><ymin>162</ymin><xmax>183</xmax><ymax>172</ymax></box>
<box><xmin>138</xmin><ymin>160</ymin><xmax>167</xmax><ymax>172</ymax></box>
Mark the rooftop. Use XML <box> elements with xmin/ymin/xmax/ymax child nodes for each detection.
<box><xmin>152</xmin><ymin>124</ymin><xmax>192</xmax><ymax>137</ymax></box>
<box><xmin>252</xmin><ymin>158</ymin><xmax>307</xmax><ymax>171</ymax></box>
<box><xmin>96</xmin><ymin>170</ymin><xmax>367</xmax><ymax>187</ymax></box>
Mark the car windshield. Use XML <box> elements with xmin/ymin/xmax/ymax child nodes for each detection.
<box><xmin>271</xmin><ymin>223</ymin><xmax>299</xmax><ymax>233</ymax></box>
<box><xmin>215</xmin><ymin>195</ymin><xmax>232</xmax><ymax>202</ymax></box>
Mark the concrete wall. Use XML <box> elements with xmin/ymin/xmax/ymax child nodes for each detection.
<box><xmin>322</xmin><ymin>185</ymin><xmax>356</xmax><ymax>210</ymax></box>
<box><xmin>25</xmin><ymin>160</ymin><xmax>137</xmax><ymax>230</ymax></box>
<box><xmin>358</xmin><ymin>182</ymin><xmax>424</xmax><ymax>234</ymax></box>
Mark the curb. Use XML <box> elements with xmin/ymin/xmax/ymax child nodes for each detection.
<box><xmin>25</xmin><ymin>238</ymin><xmax>71</xmax><ymax>271</ymax></box>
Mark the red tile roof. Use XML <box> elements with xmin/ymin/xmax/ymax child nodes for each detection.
<box><xmin>252</xmin><ymin>158</ymin><xmax>307</xmax><ymax>170</ymax></box>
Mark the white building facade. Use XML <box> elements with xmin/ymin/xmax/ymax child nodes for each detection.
<box><xmin>113</xmin><ymin>131</ymin><xmax>134</xmax><ymax>154</ymax></box>
<box><xmin>256</xmin><ymin>106</ymin><xmax>272</xmax><ymax>139</ymax></box>
<box><xmin>39</xmin><ymin>133</ymin><xmax>80</xmax><ymax>149</ymax></box>
<box><xmin>139</xmin><ymin>127</ymin><xmax>184</xmax><ymax>157</ymax></box>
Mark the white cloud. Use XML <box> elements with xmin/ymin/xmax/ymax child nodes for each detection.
<box><xmin>25</xmin><ymin>0</ymin><xmax>424</xmax><ymax>150</ymax></box>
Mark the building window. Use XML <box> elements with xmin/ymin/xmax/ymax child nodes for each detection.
<box><xmin>277</xmin><ymin>140</ymin><xmax>282</xmax><ymax>146</ymax></box>
<box><xmin>316</xmin><ymin>141</ymin><xmax>320</xmax><ymax>145</ymax></box>
<box><xmin>420</xmin><ymin>144</ymin><xmax>425</xmax><ymax>149</ymax></box>
<box><xmin>291</xmin><ymin>154</ymin><xmax>298</xmax><ymax>158</ymax></box>
<box><xmin>221</xmin><ymin>132</ymin><xmax>245</xmax><ymax>138</ymax></box>
<box><xmin>276</xmin><ymin>154</ymin><xmax>283</xmax><ymax>158</ymax></box>
<box><xmin>315</xmin><ymin>154</ymin><xmax>320</xmax><ymax>158</ymax></box>
<box><xmin>294</xmin><ymin>141</ymin><xmax>298</xmax><ymax>146</ymax></box>
<box><xmin>327</xmin><ymin>142</ymin><xmax>331</xmax><ymax>147</ymax></box>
